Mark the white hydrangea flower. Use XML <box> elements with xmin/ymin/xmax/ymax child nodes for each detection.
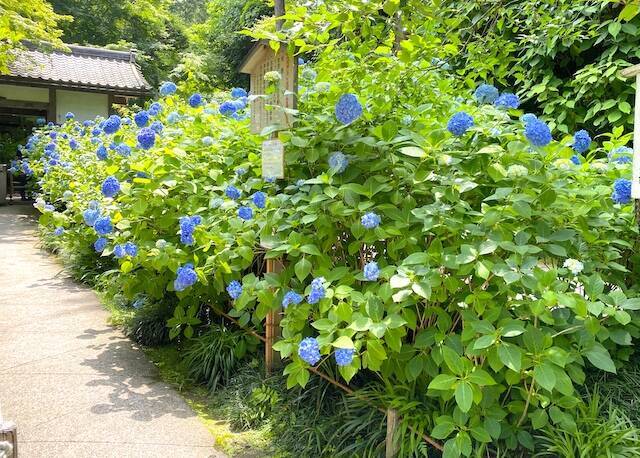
<box><xmin>507</xmin><ymin>164</ymin><xmax>528</xmax><ymax>177</ymax></box>
<box><xmin>155</xmin><ymin>239</ymin><xmax>167</xmax><ymax>249</ymax></box>
<box><xmin>590</xmin><ymin>161</ymin><xmax>608</xmax><ymax>173</ymax></box>
<box><xmin>563</xmin><ymin>258</ymin><xmax>584</xmax><ymax>275</ymax></box>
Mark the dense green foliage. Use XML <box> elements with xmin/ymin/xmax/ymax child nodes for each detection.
<box><xmin>0</xmin><ymin>0</ymin><xmax>69</xmax><ymax>73</ymax></box>
<box><xmin>16</xmin><ymin>0</ymin><xmax>640</xmax><ymax>456</ymax></box>
<box><xmin>49</xmin><ymin>0</ymin><xmax>188</xmax><ymax>87</ymax></box>
<box><xmin>435</xmin><ymin>0</ymin><xmax>640</xmax><ymax>134</ymax></box>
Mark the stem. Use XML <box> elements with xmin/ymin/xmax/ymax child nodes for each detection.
<box><xmin>517</xmin><ymin>378</ymin><xmax>535</xmax><ymax>427</ymax></box>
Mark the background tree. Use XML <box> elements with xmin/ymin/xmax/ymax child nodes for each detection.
<box><xmin>0</xmin><ymin>0</ymin><xmax>69</xmax><ymax>74</ymax></box>
<box><xmin>189</xmin><ymin>0</ymin><xmax>271</xmax><ymax>88</ymax></box>
<box><xmin>49</xmin><ymin>0</ymin><xmax>189</xmax><ymax>87</ymax></box>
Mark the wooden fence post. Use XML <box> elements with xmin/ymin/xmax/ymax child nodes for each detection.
<box><xmin>385</xmin><ymin>408</ymin><xmax>399</xmax><ymax>458</ymax></box>
<box><xmin>265</xmin><ymin>257</ymin><xmax>284</xmax><ymax>375</ymax></box>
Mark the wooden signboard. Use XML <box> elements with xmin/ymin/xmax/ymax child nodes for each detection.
<box><xmin>239</xmin><ymin>41</ymin><xmax>298</xmax><ymax>134</ymax></box>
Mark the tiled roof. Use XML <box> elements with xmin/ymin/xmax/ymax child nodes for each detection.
<box><xmin>1</xmin><ymin>44</ymin><xmax>151</xmax><ymax>95</ymax></box>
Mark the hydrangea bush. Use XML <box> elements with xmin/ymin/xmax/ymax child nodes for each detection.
<box><xmin>23</xmin><ymin>50</ymin><xmax>640</xmax><ymax>456</ymax></box>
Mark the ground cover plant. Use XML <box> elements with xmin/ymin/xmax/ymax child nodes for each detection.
<box><xmin>18</xmin><ymin>2</ymin><xmax>640</xmax><ymax>455</ymax></box>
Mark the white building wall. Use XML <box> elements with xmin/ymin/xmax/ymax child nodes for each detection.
<box><xmin>55</xmin><ymin>90</ymin><xmax>109</xmax><ymax>124</ymax></box>
<box><xmin>0</xmin><ymin>84</ymin><xmax>49</xmax><ymax>102</ymax></box>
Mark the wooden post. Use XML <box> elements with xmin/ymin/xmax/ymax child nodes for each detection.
<box><xmin>385</xmin><ymin>408</ymin><xmax>399</xmax><ymax>458</ymax></box>
<box><xmin>265</xmin><ymin>257</ymin><xmax>284</xmax><ymax>375</ymax></box>
<box><xmin>275</xmin><ymin>0</ymin><xmax>285</xmax><ymax>31</ymax></box>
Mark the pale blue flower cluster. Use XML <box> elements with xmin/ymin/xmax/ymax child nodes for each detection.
<box><xmin>494</xmin><ymin>93</ymin><xmax>520</xmax><ymax>109</ymax></box>
<box><xmin>174</xmin><ymin>263</ymin><xmax>197</xmax><ymax>291</ymax></box>
<box><xmin>137</xmin><ymin>127</ymin><xmax>156</xmax><ymax>149</ymax></box>
<box><xmin>524</xmin><ymin>119</ymin><xmax>552</xmax><ymax>147</ymax></box>
<box><xmin>94</xmin><ymin>216</ymin><xmax>113</xmax><ymax>235</ymax></box>
<box><xmin>363</xmin><ymin>261</ymin><xmax>379</xmax><ymax>281</ymax></box>
<box><xmin>282</xmin><ymin>291</ymin><xmax>303</xmax><ymax>308</ymax></box>
<box><xmin>334</xmin><ymin>348</ymin><xmax>354</xmax><ymax>366</ymax></box>
<box><xmin>252</xmin><ymin>191</ymin><xmax>266</xmax><ymax>209</ymax></box>
<box><xmin>94</xmin><ymin>237</ymin><xmax>107</xmax><ymax>252</ymax></box>
<box><xmin>298</xmin><ymin>337</ymin><xmax>321</xmax><ymax>365</ymax></box>
<box><xmin>612</xmin><ymin>178</ymin><xmax>632</xmax><ymax>204</ymax></box>
<box><xmin>149</xmin><ymin>102</ymin><xmax>162</xmax><ymax>116</ymax></box>
<box><xmin>361</xmin><ymin>212</ymin><xmax>381</xmax><ymax>229</ymax></box>
<box><xmin>179</xmin><ymin>215</ymin><xmax>202</xmax><ymax>245</ymax></box>
<box><xmin>335</xmin><ymin>94</ymin><xmax>363</xmax><ymax>124</ymax></box>
<box><xmin>328</xmin><ymin>151</ymin><xmax>348</xmax><ymax>173</ymax></box>
<box><xmin>474</xmin><ymin>84</ymin><xmax>499</xmax><ymax>104</ymax></box>
<box><xmin>160</xmin><ymin>81</ymin><xmax>177</xmax><ymax>96</ymax></box>
<box><xmin>189</xmin><ymin>93</ymin><xmax>203</xmax><ymax>107</ymax></box>
<box><xmin>96</xmin><ymin>145</ymin><xmax>108</xmax><ymax>161</ymax></box>
<box><xmin>447</xmin><ymin>112</ymin><xmax>474</xmax><ymax>136</ymax></box>
<box><xmin>573</xmin><ymin>130</ymin><xmax>591</xmax><ymax>153</ymax></box>
<box><xmin>227</xmin><ymin>280</ymin><xmax>243</xmax><ymax>299</ymax></box>
<box><xmin>54</xmin><ymin>227</ymin><xmax>64</xmax><ymax>236</ymax></box>
<box><xmin>225</xmin><ymin>185</ymin><xmax>241</xmax><ymax>200</ymax></box>
<box><xmin>609</xmin><ymin>146</ymin><xmax>633</xmax><ymax>164</ymax></box>
<box><xmin>307</xmin><ymin>277</ymin><xmax>326</xmax><ymax>304</ymax></box>
<box><xmin>83</xmin><ymin>208</ymin><xmax>100</xmax><ymax>226</ymax></box>
<box><xmin>101</xmin><ymin>176</ymin><xmax>120</xmax><ymax>198</ymax></box>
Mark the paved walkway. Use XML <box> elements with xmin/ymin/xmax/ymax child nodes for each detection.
<box><xmin>0</xmin><ymin>203</ymin><xmax>223</xmax><ymax>458</ymax></box>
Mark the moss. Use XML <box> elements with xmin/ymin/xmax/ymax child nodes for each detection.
<box><xmin>143</xmin><ymin>346</ymin><xmax>275</xmax><ymax>457</ymax></box>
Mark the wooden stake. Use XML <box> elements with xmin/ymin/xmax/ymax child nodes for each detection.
<box><xmin>265</xmin><ymin>257</ymin><xmax>284</xmax><ymax>375</ymax></box>
<box><xmin>385</xmin><ymin>408</ymin><xmax>399</xmax><ymax>458</ymax></box>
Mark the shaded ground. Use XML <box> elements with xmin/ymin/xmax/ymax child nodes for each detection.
<box><xmin>0</xmin><ymin>203</ymin><xmax>224</xmax><ymax>458</ymax></box>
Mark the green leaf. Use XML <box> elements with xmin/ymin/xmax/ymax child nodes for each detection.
<box><xmin>473</xmin><ymin>335</ymin><xmax>496</xmax><ymax>350</ymax></box>
<box><xmin>534</xmin><ymin>362</ymin><xmax>557</xmax><ymax>392</ymax></box>
<box><xmin>585</xmin><ymin>344</ymin><xmax>617</xmax><ymax>373</ymax></box>
<box><xmin>294</xmin><ymin>257</ymin><xmax>312</xmax><ymax>281</ymax></box>
<box><xmin>454</xmin><ymin>382</ymin><xmax>473</xmax><ymax>412</ymax></box>
<box><xmin>428</xmin><ymin>374</ymin><xmax>458</xmax><ymax>390</ymax></box>
<box><xmin>432</xmin><ymin>422</ymin><xmax>455</xmax><ymax>440</ymax></box>
<box><xmin>398</xmin><ymin>146</ymin><xmax>426</xmax><ymax>157</ymax></box>
<box><xmin>497</xmin><ymin>343</ymin><xmax>522</xmax><ymax>372</ymax></box>
<box><xmin>332</xmin><ymin>336</ymin><xmax>354</xmax><ymax>349</ymax></box>
<box><xmin>467</xmin><ymin>369</ymin><xmax>496</xmax><ymax>386</ymax></box>
<box><xmin>442</xmin><ymin>346</ymin><xmax>464</xmax><ymax>375</ymax></box>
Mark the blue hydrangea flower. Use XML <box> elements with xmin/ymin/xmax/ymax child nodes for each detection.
<box><xmin>94</xmin><ymin>216</ymin><xmax>113</xmax><ymax>235</ymax></box>
<box><xmin>150</xmin><ymin>121</ymin><xmax>164</xmax><ymax>133</ymax></box>
<box><xmin>45</xmin><ymin>142</ymin><xmax>56</xmax><ymax>153</ymax></box>
<box><xmin>102</xmin><ymin>115</ymin><xmax>121</xmax><ymax>134</ymax></box>
<box><xmin>101</xmin><ymin>176</ymin><xmax>120</xmax><ymax>198</ymax></box>
<box><xmin>49</xmin><ymin>132</ymin><xmax>57</xmax><ymax>140</ymax></box>
<box><xmin>282</xmin><ymin>291</ymin><xmax>303</xmax><ymax>308</ymax></box>
<box><xmin>179</xmin><ymin>215</ymin><xmax>201</xmax><ymax>245</ymax></box>
<box><xmin>334</xmin><ymin>348</ymin><xmax>355</xmax><ymax>366</ymax></box>
<box><xmin>494</xmin><ymin>93</ymin><xmax>520</xmax><ymax>109</ymax></box>
<box><xmin>231</xmin><ymin>87</ymin><xmax>248</xmax><ymax>98</ymax></box>
<box><xmin>148</xmin><ymin>102</ymin><xmax>162</xmax><ymax>116</ymax></box>
<box><xmin>361</xmin><ymin>212</ymin><xmax>381</xmax><ymax>229</ymax></box>
<box><xmin>137</xmin><ymin>127</ymin><xmax>156</xmax><ymax>150</ymax></box>
<box><xmin>298</xmin><ymin>337</ymin><xmax>321</xmax><ymax>365</ymax></box>
<box><xmin>174</xmin><ymin>263</ymin><xmax>197</xmax><ymax>291</ymax></box>
<box><xmin>328</xmin><ymin>151</ymin><xmax>348</xmax><ymax>173</ymax></box>
<box><xmin>520</xmin><ymin>113</ymin><xmax>537</xmax><ymax>125</ymax></box>
<box><xmin>122</xmin><ymin>117</ymin><xmax>131</xmax><ymax>125</ymax></box>
<box><xmin>573</xmin><ymin>129</ymin><xmax>591</xmax><ymax>153</ymax></box>
<box><xmin>189</xmin><ymin>93</ymin><xmax>203</xmax><ymax>108</ymax></box>
<box><xmin>609</xmin><ymin>146</ymin><xmax>633</xmax><ymax>164</ymax></box>
<box><xmin>363</xmin><ymin>261</ymin><xmax>380</xmax><ymax>281</ymax></box>
<box><xmin>307</xmin><ymin>277</ymin><xmax>326</xmax><ymax>304</ymax></box>
<box><xmin>335</xmin><ymin>93</ymin><xmax>363</xmax><ymax>125</ymax></box>
<box><xmin>525</xmin><ymin>119</ymin><xmax>552</xmax><ymax>147</ymax></box>
<box><xmin>232</xmin><ymin>99</ymin><xmax>246</xmax><ymax>111</ymax></box>
<box><xmin>96</xmin><ymin>145</ymin><xmax>108</xmax><ymax>160</ymax></box>
<box><xmin>159</xmin><ymin>81</ymin><xmax>177</xmax><ymax>96</ymax></box>
<box><xmin>116</xmin><ymin>143</ymin><xmax>131</xmax><ymax>156</ymax></box>
<box><xmin>124</xmin><ymin>242</ymin><xmax>138</xmax><ymax>256</ymax></box>
<box><xmin>83</xmin><ymin>208</ymin><xmax>100</xmax><ymax>226</ymax></box>
<box><xmin>612</xmin><ymin>178</ymin><xmax>632</xmax><ymax>204</ymax></box>
<box><xmin>202</xmin><ymin>136</ymin><xmax>214</xmax><ymax>146</ymax></box>
<box><xmin>65</xmin><ymin>112</ymin><xmax>75</xmax><ymax>120</ymax></box>
<box><xmin>219</xmin><ymin>101</ymin><xmax>236</xmax><ymax>116</ymax></box>
<box><xmin>167</xmin><ymin>111</ymin><xmax>180</xmax><ymax>124</ymax></box>
<box><xmin>91</xmin><ymin>127</ymin><xmax>102</xmax><ymax>137</ymax></box>
<box><xmin>94</xmin><ymin>237</ymin><xmax>107</xmax><ymax>252</ymax></box>
<box><xmin>83</xmin><ymin>120</ymin><xmax>94</xmax><ymax>127</ymax></box>
<box><xmin>238</xmin><ymin>206</ymin><xmax>253</xmax><ymax>220</ymax></box>
<box><xmin>53</xmin><ymin>227</ymin><xmax>64</xmax><ymax>236</ymax></box>
<box><xmin>113</xmin><ymin>244</ymin><xmax>126</xmax><ymax>259</ymax></box>
<box><xmin>235</xmin><ymin>168</ymin><xmax>247</xmax><ymax>176</ymax></box>
<box><xmin>474</xmin><ymin>84</ymin><xmax>499</xmax><ymax>104</ymax></box>
<box><xmin>570</xmin><ymin>154</ymin><xmax>582</xmax><ymax>165</ymax></box>
<box><xmin>227</xmin><ymin>280</ymin><xmax>243</xmax><ymax>299</ymax></box>
<box><xmin>447</xmin><ymin>112</ymin><xmax>474</xmax><ymax>136</ymax></box>
<box><xmin>225</xmin><ymin>185</ymin><xmax>241</xmax><ymax>200</ymax></box>
<box><xmin>252</xmin><ymin>191</ymin><xmax>266</xmax><ymax>209</ymax></box>
<box><xmin>134</xmin><ymin>111</ymin><xmax>149</xmax><ymax>127</ymax></box>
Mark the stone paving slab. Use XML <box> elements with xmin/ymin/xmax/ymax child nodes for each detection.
<box><xmin>0</xmin><ymin>204</ymin><xmax>224</xmax><ymax>458</ymax></box>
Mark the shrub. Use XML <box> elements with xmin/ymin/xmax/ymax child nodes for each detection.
<box><xmin>24</xmin><ymin>27</ymin><xmax>640</xmax><ymax>456</ymax></box>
